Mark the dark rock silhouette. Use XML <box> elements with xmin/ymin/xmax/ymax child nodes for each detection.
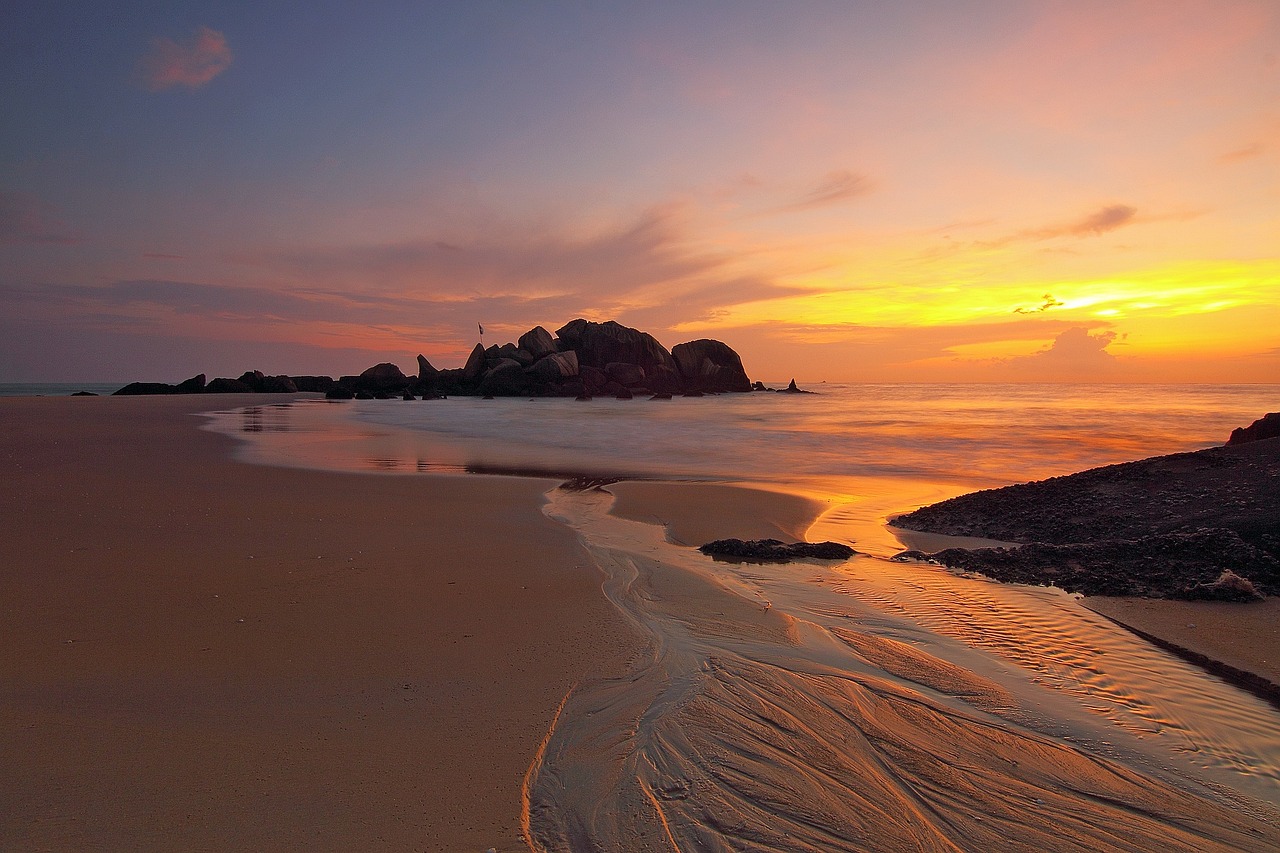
<box><xmin>290</xmin><ymin>375</ymin><xmax>335</xmax><ymax>393</ymax></box>
<box><xmin>699</xmin><ymin>538</ymin><xmax>856</xmax><ymax>563</ymax></box>
<box><xmin>895</xmin><ymin>422</ymin><xmax>1280</xmax><ymax>599</ymax></box>
<box><xmin>519</xmin><ymin>325</ymin><xmax>557</xmax><ymax>360</ymax></box>
<box><xmin>113</xmin><ymin>381</ymin><xmax>179</xmax><ymax>396</ymax></box>
<box><xmin>462</xmin><ymin>344</ymin><xmax>488</xmax><ymax>383</ymax></box>
<box><xmin>1228</xmin><ymin>412</ymin><xmax>1280</xmax><ymax>446</ymax></box>
<box><xmin>206</xmin><ymin>377</ymin><xmax>254</xmax><ymax>393</ymax></box>
<box><xmin>778</xmin><ymin>378</ymin><xmax>814</xmax><ymax>394</ymax></box>
<box><xmin>477</xmin><ymin>359</ymin><xmax>526</xmax><ymax>396</ymax></box>
<box><xmin>672</xmin><ymin>339</ymin><xmax>752</xmax><ymax>393</ymax></box>
<box><xmin>110</xmin><ymin>318</ymin><xmax>754</xmax><ymax>400</ymax></box>
<box><xmin>175</xmin><ymin>374</ymin><xmax>206</xmax><ymax>393</ymax></box>
<box><xmin>605</xmin><ymin>362</ymin><xmax>646</xmax><ymax>388</ymax></box>
<box><xmin>416</xmin><ymin>354</ymin><xmax>439</xmax><ymax>388</ymax></box>
<box><xmin>357</xmin><ymin>363</ymin><xmax>408</xmax><ymax>391</ymax></box>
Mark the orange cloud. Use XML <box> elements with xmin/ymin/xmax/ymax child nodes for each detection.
<box><xmin>1005</xmin><ymin>327</ymin><xmax>1121</xmax><ymax>376</ymax></box>
<box><xmin>138</xmin><ymin>26</ymin><xmax>232</xmax><ymax>91</ymax></box>
<box><xmin>1217</xmin><ymin>142</ymin><xmax>1266</xmax><ymax>164</ymax></box>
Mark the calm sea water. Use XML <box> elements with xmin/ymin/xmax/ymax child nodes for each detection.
<box><xmin>207</xmin><ymin>382</ymin><xmax>1279</xmax><ymax>496</ymax></box>
<box><xmin>0</xmin><ymin>382</ymin><xmax>125</xmax><ymax>397</ymax></box>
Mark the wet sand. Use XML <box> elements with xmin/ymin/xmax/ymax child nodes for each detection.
<box><xmin>1085</xmin><ymin>597</ymin><xmax>1280</xmax><ymax>692</ymax></box>
<box><xmin>0</xmin><ymin>395</ymin><xmax>641</xmax><ymax>851</ymax></box>
<box><xmin>530</xmin><ymin>484</ymin><xmax>1280</xmax><ymax>851</ymax></box>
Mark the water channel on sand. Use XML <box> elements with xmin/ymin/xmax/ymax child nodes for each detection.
<box><xmin>528</xmin><ymin>485</ymin><xmax>1279</xmax><ymax>851</ymax></box>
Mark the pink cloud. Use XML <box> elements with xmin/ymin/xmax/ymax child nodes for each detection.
<box><xmin>0</xmin><ymin>190</ymin><xmax>79</xmax><ymax>245</ymax></box>
<box><xmin>777</xmin><ymin>170</ymin><xmax>873</xmax><ymax>213</ymax></box>
<box><xmin>138</xmin><ymin>26</ymin><xmax>232</xmax><ymax>91</ymax></box>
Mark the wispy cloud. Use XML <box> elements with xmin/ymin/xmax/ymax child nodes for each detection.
<box><xmin>0</xmin><ymin>190</ymin><xmax>80</xmax><ymax>245</ymax></box>
<box><xmin>1217</xmin><ymin>143</ymin><xmax>1265</xmax><ymax>165</ymax></box>
<box><xmin>777</xmin><ymin>170</ymin><xmax>873</xmax><ymax>213</ymax></box>
<box><xmin>985</xmin><ymin>204</ymin><xmax>1139</xmax><ymax>247</ymax></box>
<box><xmin>244</xmin><ymin>206</ymin><xmax>804</xmax><ymax>331</ymax></box>
<box><xmin>1057</xmin><ymin>204</ymin><xmax>1138</xmax><ymax>237</ymax></box>
<box><xmin>137</xmin><ymin>26</ymin><xmax>232</xmax><ymax>91</ymax></box>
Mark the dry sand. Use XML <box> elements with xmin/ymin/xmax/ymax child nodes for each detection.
<box><xmin>0</xmin><ymin>395</ymin><xmax>641</xmax><ymax>851</ymax></box>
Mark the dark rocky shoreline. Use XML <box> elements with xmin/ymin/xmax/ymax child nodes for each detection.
<box><xmin>894</xmin><ymin>416</ymin><xmax>1280</xmax><ymax>601</ymax></box>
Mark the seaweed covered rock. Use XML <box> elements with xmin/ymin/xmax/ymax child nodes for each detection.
<box><xmin>929</xmin><ymin>529</ymin><xmax>1279</xmax><ymax>600</ymax></box>
<box><xmin>699</xmin><ymin>538</ymin><xmax>855</xmax><ymax>563</ymax></box>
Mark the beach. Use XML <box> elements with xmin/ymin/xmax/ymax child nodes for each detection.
<box><xmin>4</xmin><ymin>393</ymin><xmax>1280</xmax><ymax>851</ymax></box>
<box><xmin>0</xmin><ymin>395</ymin><xmax>643</xmax><ymax>851</ymax></box>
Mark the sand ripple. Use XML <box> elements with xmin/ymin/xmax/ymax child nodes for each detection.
<box><xmin>528</xmin><ymin>488</ymin><xmax>1280</xmax><ymax>851</ymax></box>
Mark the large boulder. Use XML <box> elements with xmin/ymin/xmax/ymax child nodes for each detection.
<box><xmin>646</xmin><ymin>364</ymin><xmax>684</xmax><ymax>394</ymax></box>
<box><xmin>555</xmin><ymin>319</ymin><xmax>679</xmax><ymax>375</ymax></box>
<box><xmin>1227</xmin><ymin>412</ymin><xmax>1280</xmax><ymax>446</ymax></box>
<box><xmin>258</xmin><ymin>374</ymin><xmax>299</xmax><ymax>393</ymax></box>
<box><xmin>530</xmin><ymin>350</ymin><xmax>579</xmax><ymax>381</ymax></box>
<box><xmin>580</xmin><ymin>365</ymin><xmax>609</xmax><ymax>396</ymax></box>
<box><xmin>175</xmin><ymin>374</ymin><xmax>206</xmax><ymax>393</ymax></box>
<box><xmin>113</xmin><ymin>381</ymin><xmax>178</xmax><ymax>396</ymax></box>
<box><xmin>358</xmin><ymin>362</ymin><xmax>408</xmax><ymax>391</ymax></box>
<box><xmin>462</xmin><ymin>344</ymin><xmax>488</xmax><ymax>383</ymax></box>
<box><xmin>206</xmin><ymin>377</ymin><xmax>254</xmax><ymax>393</ymax></box>
<box><xmin>672</xmin><ymin>339</ymin><xmax>752</xmax><ymax>393</ymax></box>
<box><xmin>518</xmin><ymin>326</ymin><xmax>557</xmax><ymax>360</ymax></box>
<box><xmin>291</xmin><ymin>375</ymin><xmax>335</xmax><ymax>393</ymax></box>
<box><xmin>605</xmin><ymin>362</ymin><xmax>646</xmax><ymax>387</ymax></box>
<box><xmin>478</xmin><ymin>359</ymin><xmax>526</xmax><ymax>396</ymax></box>
<box><xmin>238</xmin><ymin>370</ymin><xmax>267</xmax><ymax>392</ymax></box>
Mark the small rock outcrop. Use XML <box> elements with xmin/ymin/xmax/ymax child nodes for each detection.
<box><xmin>778</xmin><ymin>379</ymin><xmax>814</xmax><ymax>394</ymax></box>
<box><xmin>895</xmin><ymin>424</ymin><xmax>1280</xmax><ymax>600</ymax></box>
<box><xmin>1228</xmin><ymin>412</ymin><xmax>1280</xmax><ymax>446</ymax></box>
<box><xmin>698</xmin><ymin>538</ymin><xmax>856</xmax><ymax>563</ymax></box>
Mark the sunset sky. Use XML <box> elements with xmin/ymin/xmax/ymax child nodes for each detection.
<box><xmin>2</xmin><ymin>1</ymin><xmax>1276</xmax><ymax>383</ymax></box>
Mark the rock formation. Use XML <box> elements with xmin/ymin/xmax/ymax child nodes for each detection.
<box><xmin>894</xmin><ymin>419</ymin><xmax>1280</xmax><ymax>600</ymax></box>
<box><xmin>109</xmin><ymin>318</ymin><xmax>756</xmax><ymax>400</ymax></box>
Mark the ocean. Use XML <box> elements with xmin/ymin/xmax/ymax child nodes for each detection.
<box><xmin>0</xmin><ymin>382</ymin><xmax>126</xmax><ymax>397</ymax></box>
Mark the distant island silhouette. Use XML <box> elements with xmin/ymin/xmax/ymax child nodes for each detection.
<box><xmin>111</xmin><ymin>318</ymin><xmax>808</xmax><ymax>400</ymax></box>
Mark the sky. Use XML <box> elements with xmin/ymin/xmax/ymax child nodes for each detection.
<box><xmin>1</xmin><ymin>1</ymin><xmax>1277</xmax><ymax>383</ymax></box>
